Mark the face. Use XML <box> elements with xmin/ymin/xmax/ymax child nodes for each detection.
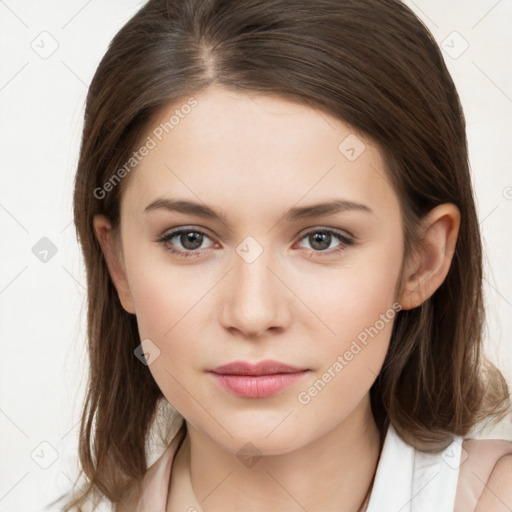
<box><xmin>109</xmin><ymin>85</ymin><xmax>406</xmax><ymax>455</ymax></box>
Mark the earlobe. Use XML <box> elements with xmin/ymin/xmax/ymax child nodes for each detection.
<box><xmin>92</xmin><ymin>214</ymin><xmax>136</xmax><ymax>314</ymax></box>
<box><xmin>399</xmin><ymin>203</ymin><xmax>460</xmax><ymax>310</ymax></box>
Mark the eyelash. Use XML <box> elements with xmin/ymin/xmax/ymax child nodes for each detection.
<box><xmin>154</xmin><ymin>226</ymin><xmax>355</xmax><ymax>259</ymax></box>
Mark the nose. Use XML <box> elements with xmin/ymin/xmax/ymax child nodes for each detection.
<box><xmin>220</xmin><ymin>245</ymin><xmax>292</xmax><ymax>339</ymax></box>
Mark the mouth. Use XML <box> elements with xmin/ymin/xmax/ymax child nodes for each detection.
<box><xmin>208</xmin><ymin>359</ymin><xmax>308</xmax><ymax>376</ymax></box>
<box><xmin>207</xmin><ymin>360</ymin><xmax>310</xmax><ymax>398</ymax></box>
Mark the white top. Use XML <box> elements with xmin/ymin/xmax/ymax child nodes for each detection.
<box><xmin>136</xmin><ymin>423</ymin><xmax>464</xmax><ymax>511</ymax></box>
<box><xmin>366</xmin><ymin>424</ymin><xmax>463</xmax><ymax>511</ymax></box>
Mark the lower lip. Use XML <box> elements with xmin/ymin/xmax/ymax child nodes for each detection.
<box><xmin>209</xmin><ymin>371</ymin><xmax>309</xmax><ymax>398</ymax></box>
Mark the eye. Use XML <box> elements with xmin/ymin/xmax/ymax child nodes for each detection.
<box><xmin>155</xmin><ymin>227</ymin><xmax>215</xmax><ymax>258</ymax></box>
<box><xmin>296</xmin><ymin>228</ymin><xmax>354</xmax><ymax>256</ymax></box>
<box><xmin>155</xmin><ymin>226</ymin><xmax>355</xmax><ymax>258</ymax></box>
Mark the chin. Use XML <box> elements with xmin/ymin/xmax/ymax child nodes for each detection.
<box><xmin>192</xmin><ymin>414</ymin><xmax>315</xmax><ymax>457</ymax></box>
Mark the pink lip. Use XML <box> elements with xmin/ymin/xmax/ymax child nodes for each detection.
<box><xmin>208</xmin><ymin>360</ymin><xmax>309</xmax><ymax>399</ymax></box>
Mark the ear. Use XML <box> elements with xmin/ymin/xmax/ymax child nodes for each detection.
<box><xmin>93</xmin><ymin>214</ymin><xmax>136</xmax><ymax>314</ymax></box>
<box><xmin>399</xmin><ymin>203</ymin><xmax>460</xmax><ymax>310</ymax></box>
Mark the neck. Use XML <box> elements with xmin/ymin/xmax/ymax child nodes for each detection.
<box><xmin>169</xmin><ymin>395</ymin><xmax>382</xmax><ymax>512</ymax></box>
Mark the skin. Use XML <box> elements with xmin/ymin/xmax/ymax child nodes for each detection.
<box><xmin>94</xmin><ymin>85</ymin><xmax>461</xmax><ymax>511</ymax></box>
<box><xmin>456</xmin><ymin>440</ymin><xmax>512</xmax><ymax>511</ymax></box>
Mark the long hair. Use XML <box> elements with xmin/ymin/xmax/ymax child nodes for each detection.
<box><xmin>62</xmin><ymin>0</ymin><xmax>510</xmax><ymax>509</ymax></box>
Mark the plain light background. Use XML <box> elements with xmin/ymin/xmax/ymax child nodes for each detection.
<box><xmin>0</xmin><ymin>1</ymin><xmax>511</xmax><ymax>510</ymax></box>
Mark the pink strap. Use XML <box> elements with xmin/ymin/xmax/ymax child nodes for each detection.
<box><xmin>136</xmin><ymin>426</ymin><xmax>187</xmax><ymax>512</ymax></box>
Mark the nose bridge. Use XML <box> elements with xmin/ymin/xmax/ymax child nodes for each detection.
<box><xmin>221</xmin><ymin>235</ymin><xmax>287</xmax><ymax>336</ymax></box>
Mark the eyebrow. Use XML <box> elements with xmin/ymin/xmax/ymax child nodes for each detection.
<box><xmin>144</xmin><ymin>197</ymin><xmax>372</xmax><ymax>225</ymax></box>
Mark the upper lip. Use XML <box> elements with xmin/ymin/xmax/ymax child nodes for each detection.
<box><xmin>208</xmin><ymin>360</ymin><xmax>308</xmax><ymax>376</ymax></box>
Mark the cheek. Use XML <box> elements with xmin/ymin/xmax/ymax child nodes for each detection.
<box><xmin>296</xmin><ymin>233</ymin><xmax>403</xmax><ymax>405</ymax></box>
<box><xmin>294</xmin><ymin>269</ymin><xmax>401</xmax><ymax>436</ymax></box>
<box><xmin>308</xmin><ymin>234</ymin><xmax>403</xmax><ymax>352</ymax></box>
<box><xmin>126</xmin><ymin>252</ymin><xmax>217</xmax><ymax>371</ymax></box>
<box><xmin>130</xmin><ymin>273</ymin><xmax>189</xmax><ymax>341</ymax></box>
<box><xmin>128</xmin><ymin>265</ymin><xmax>211</xmax><ymax>409</ymax></box>
<box><xmin>125</xmin><ymin>239</ymin><xmax>209</xmax><ymax>341</ymax></box>
<box><xmin>302</xmin><ymin>284</ymin><xmax>398</xmax><ymax>407</ymax></box>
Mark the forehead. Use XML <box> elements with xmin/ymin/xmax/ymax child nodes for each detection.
<box><xmin>122</xmin><ymin>85</ymin><xmax>400</xmax><ymax>221</ymax></box>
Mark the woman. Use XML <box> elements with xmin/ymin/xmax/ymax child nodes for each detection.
<box><xmin>60</xmin><ymin>0</ymin><xmax>512</xmax><ymax>510</ymax></box>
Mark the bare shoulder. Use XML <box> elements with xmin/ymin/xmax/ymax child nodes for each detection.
<box><xmin>454</xmin><ymin>436</ymin><xmax>512</xmax><ymax>512</ymax></box>
<box><xmin>475</xmin><ymin>448</ymin><xmax>512</xmax><ymax>512</ymax></box>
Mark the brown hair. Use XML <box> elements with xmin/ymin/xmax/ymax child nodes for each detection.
<box><xmin>59</xmin><ymin>0</ymin><xmax>510</xmax><ymax>509</ymax></box>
